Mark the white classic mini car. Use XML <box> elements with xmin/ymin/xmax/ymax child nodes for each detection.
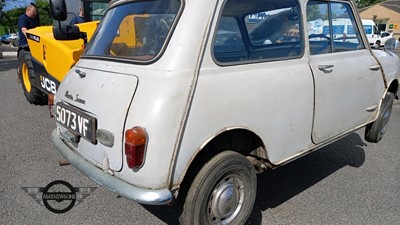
<box><xmin>49</xmin><ymin>0</ymin><xmax>400</xmax><ymax>224</ymax></box>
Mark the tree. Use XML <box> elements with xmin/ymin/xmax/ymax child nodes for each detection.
<box><xmin>307</xmin><ymin>5</ymin><xmax>326</xmax><ymax>21</ymax></box>
<box><xmin>34</xmin><ymin>0</ymin><xmax>52</xmax><ymax>25</ymax></box>
<box><xmin>0</xmin><ymin>0</ymin><xmax>5</xmax><ymax>18</ymax></box>
<box><xmin>1</xmin><ymin>7</ymin><xmax>25</xmax><ymax>33</ymax></box>
<box><xmin>0</xmin><ymin>0</ymin><xmax>51</xmax><ymax>34</ymax></box>
<box><xmin>356</xmin><ymin>0</ymin><xmax>383</xmax><ymax>8</ymax></box>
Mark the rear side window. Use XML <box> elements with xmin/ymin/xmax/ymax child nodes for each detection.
<box><xmin>307</xmin><ymin>1</ymin><xmax>365</xmax><ymax>55</ymax></box>
<box><xmin>84</xmin><ymin>0</ymin><xmax>181</xmax><ymax>61</ymax></box>
<box><xmin>213</xmin><ymin>0</ymin><xmax>303</xmax><ymax>64</ymax></box>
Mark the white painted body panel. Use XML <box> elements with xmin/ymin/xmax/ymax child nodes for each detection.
<box><xmin>56</xmin><ymin>63</ymin><xmax>138</xmax><ymax>171</ymax></box>
<box><xmin>372</xmin><ymin>49</ymin><xmax>400</xmax><ymax>87</ymax></box>
<box><xmin>176</xmin><ymin>58</ymin><xmax>315</xmax><ymax>180</ymax></box>
<box><xmin>310</xmin><ymin>50</ymin><xmax>383</xmax><ymax>143</ymax></box>
<box><xmin>53</xmin><ymin>0</ymin><xmax>400</xmax><ymax>192</ymax></box>
<box><xmin>55</xmin><ymin>0</ymin><xmax>217</xmax><ymax>188</ymax></box>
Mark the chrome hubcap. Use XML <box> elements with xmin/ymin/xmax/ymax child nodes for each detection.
<box><xmin>208</xmin><ymin>175</ymin><xmax>244</xmax><ymax>224</ymax></box>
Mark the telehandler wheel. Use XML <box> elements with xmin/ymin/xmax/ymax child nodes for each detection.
<box><xmin>18</xmin><ymin>50</ymin><xmax>48</xmax><ymax>105</ymax></box>
<box><xmin>180</xmin><ymin>151</ymin><xmax>256</xmax><ymax>225</ymax></box>
<box><xmin>365</xmin><ymin>92</ymin><xmax>395</xmax><ymax>143</ymax></box>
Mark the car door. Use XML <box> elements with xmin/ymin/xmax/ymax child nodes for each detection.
<box><xmin>307</xmin><ymin>1</ymin><xmax>383</xmax><ymax>144</ymax></box>
<box><xmin>181</xmin><ymin>0</ymin><xmax>316</xmax><ymax>165</ymax></box>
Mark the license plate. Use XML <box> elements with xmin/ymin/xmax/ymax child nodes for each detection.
<box><xmin>56</xmin><ymin>102</ymin><xmax>97</xmax><ymax>143</ymax></box>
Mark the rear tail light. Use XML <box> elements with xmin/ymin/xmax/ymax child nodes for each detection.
<box><xmin>125</xmin><ymin>127</ymin><xmax>147</xmax><ymax>169</ymax></box>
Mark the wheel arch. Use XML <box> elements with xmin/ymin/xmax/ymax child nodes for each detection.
<box><xmin>174</xmin><ymin>128</ymin><xmax>268</xmax><ymax>200</ymax></box>
<box><xmin>387</xmin><ymin>79</ymin><xmax>399</xmax><ymax>98</ymax></box>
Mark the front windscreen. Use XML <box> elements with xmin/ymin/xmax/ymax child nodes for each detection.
<box><xmin>84</xmin><ymin>0</ymin><xmax>181</xmax><ymax>61</ymax></box>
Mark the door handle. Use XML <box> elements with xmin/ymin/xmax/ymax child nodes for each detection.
<box><xmin>318</xmin><ymin>65</ymin><xmax>334</xmax><ymax>73</ymax></box>
<box><xmin>369</xmin><ymin>65</ymin><xmax>381</xmax><ymax>71</ymax></box>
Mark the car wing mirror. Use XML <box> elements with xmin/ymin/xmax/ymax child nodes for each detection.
<box><xmin>384</xmin><ymin>38</ymin><xmax>399</xmax><ymax>51</ymax></box>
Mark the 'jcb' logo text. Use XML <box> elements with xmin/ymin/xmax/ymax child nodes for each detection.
<box><xmin>40</xmin><ymin>76</ymin><xmax>57</xmax><ymax>94</ymax></box>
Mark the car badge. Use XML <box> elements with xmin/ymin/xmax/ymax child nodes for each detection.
<box><xmin>65</xmin><ymin>91</ymin><xmax>86</xmax><ymax>105</ymax></box>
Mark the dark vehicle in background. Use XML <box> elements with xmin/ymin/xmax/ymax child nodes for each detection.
<box><xmin>1</xmin><ymin>35</ymin><xmax>11</xmax><ymax>45</ymax></box>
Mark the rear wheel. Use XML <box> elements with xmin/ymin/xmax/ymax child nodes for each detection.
<box><xmin>365</xmin><ymin>92</ymin><xmax>395</xmax><ymax>143</ymax></box>
<box><xmin>18</xmin><ymin>50</ymin><xmax>47</xmax><ymax>105</ymax></box>
<box><xmin>180</xmin><ymin>151</ymin><xmax>257</xmax><ymax>225</ymax></box>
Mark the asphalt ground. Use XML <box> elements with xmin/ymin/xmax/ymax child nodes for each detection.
<box><xmin>0</xmin><ymin>46</ymin><xmax>400</xmax><ymax>225</ymax></box>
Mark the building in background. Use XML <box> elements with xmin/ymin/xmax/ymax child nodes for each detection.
<box><xmin>359</xmin><ymin>0</ymin><xmax>400</xmax><ymax>36</ymax></box>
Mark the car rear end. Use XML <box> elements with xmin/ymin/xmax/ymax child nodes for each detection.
<box><xmin>51</xmin><ymin>0</ymin><xmax>187</xmax><ymax>204</ymax></box>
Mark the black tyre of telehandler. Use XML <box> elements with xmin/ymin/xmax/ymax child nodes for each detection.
<box><xmin>18</xmin><ymin>50</ymin><xmax>48</xmax><ymax>105</ymax></box>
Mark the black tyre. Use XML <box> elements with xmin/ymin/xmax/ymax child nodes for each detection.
<box><xmin>365</xmin><ymin>92</ymin><xmax>395</xmax><ymax>143</ymax></box>
<box><xmin>180</xmin><ymin>151</ymin><xmax>256</xmax><ymax>225</ymax></box>
<box><xmin>18</xmin><ymin>50</ymin><xmax>48</xmax><ymax>105</ymax></box>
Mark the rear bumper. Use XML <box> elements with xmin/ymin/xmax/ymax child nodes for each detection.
<box><xmin>51</xmin><ymin>129</ymin><xmax>173</xmax><ymax>205</ymax></box>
